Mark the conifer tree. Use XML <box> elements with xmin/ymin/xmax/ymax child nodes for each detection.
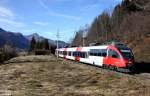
<box><xmin>30</xmin><ymin>36</ymin><xmax>36</xmax><ymax>51</ymax></box>
<box><xmin>42</xmin><ymin>39</ymin><xmax>49</xmax><ymax>50</ymax></box>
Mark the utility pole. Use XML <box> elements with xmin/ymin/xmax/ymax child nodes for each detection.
<box><xmin>56</xmin><ymin>29</ymin><xmax>59</xmax><ymax>58</ymax></box>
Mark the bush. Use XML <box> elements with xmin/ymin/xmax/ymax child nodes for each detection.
<box><xmin>34</xmin><ymin>49</ymin><xmax>51</xmax><ymax>55</ymax></box>
<box><xmin>0</xmin><ymin>44</ymin><xmax>18</xmax><ymax>63</ymax></box>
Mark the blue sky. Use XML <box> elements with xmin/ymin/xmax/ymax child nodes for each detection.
<box><xmin>0</xmin><ymin>0</ymin><xmax>122</xmax><ymax>42</ymax></box>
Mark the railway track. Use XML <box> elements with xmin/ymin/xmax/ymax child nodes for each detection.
<box><xmin>134</xmin><ymin>73</ymin><xmax>150</xmax><ymax>80</ymax></box>
<box><xmin>65</xmin><ymin>59</ymin><xmax>150</xmax><ymax>82</ymax></box>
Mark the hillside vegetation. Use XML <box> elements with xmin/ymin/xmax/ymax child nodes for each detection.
<box><xmin>72</xmin><ymin>0</ymin><xmax>150</xmax><ymax>63</ymax></box>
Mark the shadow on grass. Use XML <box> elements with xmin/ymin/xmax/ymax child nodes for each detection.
<box><xmin>134</xmin><ymin>62</ymin><xmax>150</xmax><ymax>74</ymax></box>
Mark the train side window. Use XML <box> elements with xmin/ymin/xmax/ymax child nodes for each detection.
<box><xmin>82</xmin><ymin>52</ymin><xmax>86</xmax><ymax>58</ymax></box>
<box><xmin>90</xmin><ymin>52</ymin><xmax>93</xmax><ymax>56</ymax></box>
<box><xmin>93</xmin><ymin>52</ymin><xmax>97</xmax><ymax>56</ymax></box>
<box><xmin>73</xmin><ymin>52</ymin><xmax>76</xmax><ymax>56</ymax></box>
<box><xmin>70</xmin><ymin>52</ymin><xmax>72</xmax><ymax>56</ymax></box>
<box><xmin>85</xmin><ymin>52</ymin><xmax>88</xmax><ymax>58</ymax></box>
<box><xmin>73</xmin><ymin>52</ymin><xmax>75</xmax><ymax>56</ymax></box>
<box><xmin>63</xmin><ymin>51</ymin><xmax>67</xmax><ymax>55</ymax></box>
<box><xmin>89</xmin><ymin>49</ymin><xmax>93</xmax><ymax>56</ymax></box>
<box><xmin>90</xmin><ymin>49</ymin><xmax>98</xmax><ymax>56</ymax></box>
<box><xmin>68</xmin><ymin>51</ymin><xmax>70</xmax><ymax>56</ymax></box>
<box><xmin>80</xmin><ymin>52</ymin><xmax>82</xmax><ymax>57</ymax></box>
<box><xmin>70</xmin><ymin>51</ymin><xmax>72</xmax><ymax>56</ymax></box>
<box><xmin>86</xmin><ymin>52</ymin><xmax>89</xmax><ymax>58</ymax></box>
<box><xmin>80</xmin><ymin>52</ymin><xmax>83</xmax><ymax>58</ymax></box>
<box><xmin>77</xmin><ymin>52</ymin><xmax>79</xmax><ymax>57</ymax></box>
<box><xmin>77</xmin><ymin>52</ymin><xmax>81</xmax><ymax>57</ymax></box>
<box><xmin>73</xmin><ymin>52</ymin><xmax>81</xmax><ymax>57</ymax></box>
<box><xmin>97</xmin><ymin>49</ymin><xmax>102</xmax><ymax>56</ymax></box>
<box><xmin>102</xmin><ymin>49</ymin><xmax>107</xmax><ymax>57</ymax></box>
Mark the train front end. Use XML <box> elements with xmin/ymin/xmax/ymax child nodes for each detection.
<box><xmin>115</xmin><ymin>43</ymin><xmax>135</xmax><ymax>72</ymax></box>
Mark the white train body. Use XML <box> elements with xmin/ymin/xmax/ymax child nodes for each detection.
<box><xmin>56</xmin><ymin>44</ymin><xmax>134</xmax><ymax>70</ymax></box>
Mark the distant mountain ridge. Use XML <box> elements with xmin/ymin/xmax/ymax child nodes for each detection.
<box><xmin>0</xmin><ymin>28</ymin><xmax>6</xmax><ymax>33</ymax></box>
<box><xmin>26</xmin><ymin>33</ymin><xmax>45</xmax><ymax>41</ymax></box>
<box><xmin>26</xmin><ymin>33</ymin><xmax>68</xmax><ymax>48</ymax></box>
<box><xmin>0</xmin><ymin>28</ymin><xmax>68</xmax><ymax>49</ymax></box>
<box><xmin>0</xmin><ymin>28</ymin><xmax>29</xmax><ymax>49</ymax></box>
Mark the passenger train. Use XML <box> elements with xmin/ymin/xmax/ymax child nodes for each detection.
<box><xmin>56</xmin><ymin>42</ymin><xmax>135</xmax><ymax>72</ymax></box>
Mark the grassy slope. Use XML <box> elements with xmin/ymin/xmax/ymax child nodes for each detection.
<box><xmin>0</xmin><ymin>55</ymin><xmax>149</xmax><ymax>96</ymax></box>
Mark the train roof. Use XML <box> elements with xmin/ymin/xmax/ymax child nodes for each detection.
<box><xmin>56</xmin><ymin>45</ymin><xmax>109</xmax><ymax>50</ymax></box>
<box><xmin>56</xmin><ymin>42</ymin><xmax>130</xmax><ymax>51</ymax></box>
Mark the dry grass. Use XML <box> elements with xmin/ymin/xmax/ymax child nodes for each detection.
<box><xmin>0</xmin><ymin>55</ymin><xmax>149</xmax><ymax>96</ymax></box>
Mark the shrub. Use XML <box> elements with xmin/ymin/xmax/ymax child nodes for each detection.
<box><xmin>0</xmin><ymin>44</ymin><xmax>18</xmax><ymax>63</ymax></box>
<box><xmin>34</xmin><ymin>49</ymin><xmax>51</xmax><ymax>55</ymax></box>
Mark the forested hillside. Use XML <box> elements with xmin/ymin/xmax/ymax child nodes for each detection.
<box><xmin>72</xmin><ymin>0</ymin><xmax>150</xmax><ymax>63</ymax></box>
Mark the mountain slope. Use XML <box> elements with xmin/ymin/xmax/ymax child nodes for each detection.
<box><xmin>0</xmin><ymin>28</ymin><xmax>29</xmax><ymax>49</ymax></box>
<box><xmin>0</xmin><ymin>28</ymin><xmax>68</xmax><ymax>49</ymax></box>
<box><xmin>26</xmin><ymin>33</ymin><xmax>45</xmax><ymax>41</ymax></box>
<box><xmin>26</xmin><ymin>33</ymin><xmax>69</xmax><ymax>48</ymax></box>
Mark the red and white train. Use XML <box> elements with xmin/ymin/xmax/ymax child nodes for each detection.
<box><xmin>56</xmin><ymin>42</ymin><xmax>135</xmax><ymax>72</ymax></box>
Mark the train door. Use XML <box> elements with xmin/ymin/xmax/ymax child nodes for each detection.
<box><xmin>74</xmin><ymin>47</ymin><xmax>82</xmax><ymax>61</ymax></box>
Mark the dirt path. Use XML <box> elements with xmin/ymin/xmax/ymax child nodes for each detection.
<box><xmin>0</xmin><ymin>55</ymin><xmax>150</xmax><ymax>96</ymax></box>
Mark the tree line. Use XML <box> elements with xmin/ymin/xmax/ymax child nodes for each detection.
<box><xmin>71</xmin><ymin>0</ymin><xmax>149</xmax><ymax>47</ymax></box>
<box><xmin>29</xmin><ymin>37</ymin><xmax>49</xmax><ymax>51</ymax></box>
<box><xmin>29</xmin><ymin>37</ymin><xmax>55</xmax><ymax>55</ymax></box>
<box><xmin>71</xmin><ymin>0</ymin><xmax>150</xmax><ymax>62</ymax></box>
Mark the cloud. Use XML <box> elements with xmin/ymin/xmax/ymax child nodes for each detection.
<box><xmin>0</xmin><ymin>5</ymin><xmax>26</xmax><ymax>29</ymax></box>
<box><xmin>79</xmin><ymin>3</ymin><xmax>100</xmax><ymax>15</ymax></box>
<box><xmin>38</xmin><ymin>0</ymin><xmax>81</xmax><ymax>20</ymax></box>
<box><xmin>33</xmin><ymin>21</ymin><xmax>49</xmax><ymax>26</ymax></box>
<box><xmin>21</xmin><ymin>29</ymin><xmax>36</xmax><ymax>35</ymax></box>
<box><xmin>0</xmin><ymin>18</ymin><xmax>25</xmax><ymax>27</ymax></box>
<box><xmin>48</xmin><ymin>11</ymin><xmax>81</xmax><ymax>20</ymax></box>
<box><xmin>37</xmin><ymin>0</ymin><xmax>49</xmax><ymax>10</ymax></box>
<box><xmin>0</xmin><ymin>6</ymin><xmax>14</xmax><ymax>19</ymax></box>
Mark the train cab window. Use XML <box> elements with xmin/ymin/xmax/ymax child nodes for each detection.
<box><xmin>108</xmin><ymin>49</ymin><xmax>120</xmax><ymax>58</ymax></box>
